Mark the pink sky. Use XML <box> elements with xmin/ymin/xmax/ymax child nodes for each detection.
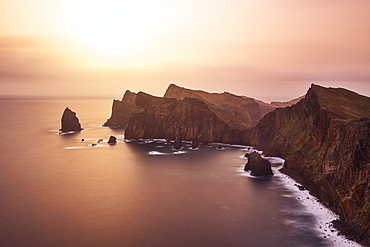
<box><xmin>0</xmin><ymin>0</ymin><xmax>369</xmax><ymax>102</ymax></box>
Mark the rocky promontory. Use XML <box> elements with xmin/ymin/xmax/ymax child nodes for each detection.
<box><xmin>244</xmin><ymin>152</ymin><xmax>273</xmax><ymax>176</ymax></box>
<box><xmin>105</xmin><ymin>84</ymin><xmax>301</xmax><ymax>132</ymax></box>
<box><xmin>249</xmin><ymin>84</ymin><xmax>370</xmax><ymax>243</ymax></box>
<box><xmin>116</xmin><ymin>83</ymin><xmax>370</xmax><ymax>243</ymax></box>
<box><xmin>124</xmin><ymin>92</ymin><xmax>249</xmax><ymax>144</ymax></box>
<box><xmin>103</xmin><ymin>90</ymin><xmax>136</xmax><ymax>128</ymax></box>
<box><xmin>60</xmin><ymin>107</ymin><xmax>82</xmax><ymax>133</ymax></box>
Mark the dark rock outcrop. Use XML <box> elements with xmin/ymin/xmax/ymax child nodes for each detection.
<box><xmin>244</xmin><ymin>152</ymin><xmax>273</xmax><ymax>176</ymax></box>
<box><xmin>107</xmin><ymin>135</ymin><xmax>117</xmax><ymax>144</ymax></box>
<box><xmin>60</xmin><ymin>107</ymin><xmax>82</xmax><ymax>133</ymax></box>
<box><xmin>103</xmin><ymin>90</ymin><xmax>136</xmax><ymax>128</ymax></box>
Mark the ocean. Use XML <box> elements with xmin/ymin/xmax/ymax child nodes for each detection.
<box><xmin>0</xmin><ymin>98</ymin><xmax>360</xmax><ymax>247</ymax></box>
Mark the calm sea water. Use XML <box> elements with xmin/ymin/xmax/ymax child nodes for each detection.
<box><xmin>0</xmin><ymin>98</ymin><xmax>359</xmax><ymax>247</ymax></box>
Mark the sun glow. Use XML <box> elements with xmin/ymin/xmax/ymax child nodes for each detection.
<box><xmin>71</xmin><ymin>0</ymin><xmax>163</xmax><ymax>58</ymax></box>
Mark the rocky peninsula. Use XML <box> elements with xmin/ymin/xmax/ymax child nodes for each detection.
<box><xmin>105</xmin><ymin>83</ymin><xmax>370</xmax><ymax>244</ymax></box>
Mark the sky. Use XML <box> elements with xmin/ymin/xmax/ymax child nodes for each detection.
<box><xmin>0</xmin><ymin>0</ymin><xmax>369</xmax><ymax>102</ymax></box>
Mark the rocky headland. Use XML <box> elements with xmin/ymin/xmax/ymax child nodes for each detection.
<box><xmin>250</xmin><ymin>84</ymin><xmax>370</xmax><ymax>244</ymax></box>
<box><xmin>106</xmin><ymin>83</ymin><xmax>370</xmax><ymax>244</ymax></box>
<box><xmin>60</xmin><ymin>107</ymin><xmax>82</xmax><ymax>133</ymax></box>
<box><xmin>123</xmin><ymin>84</ymin><xmax>301</xmax><ymax>146</ymax></box>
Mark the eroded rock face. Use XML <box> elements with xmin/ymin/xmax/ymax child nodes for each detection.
<box><xmin>124</xmin><ymin>92</ymin><xmax>249</xmax><ymax>144</ymax></box>
<box><xmin>250</xmin><ymin>84</ymin><xmax>370</xmax><ymax>241</ymax></box>
<box><xmin>164</xmin><ymin>83</ymin><xmax>262</xmax><ymax>128</ymax></box>
<box><xmin>60</xmin><ymin>107</ymin><xmax>82</xmax><ymax>133</ymax></box>
<box><xmin>124</xmin><ymin>92</ymin><xmax>180</xmax><ymax>139</ymax></box>
<box><xmin>244</xmin><ymin>152</ymin><xmax>273</xmax><ymax>176</ymax></box>
<box><xmin>103</xmin><ymin>90</ymin><xmax>136</xmax><ymax>128</ymax></box>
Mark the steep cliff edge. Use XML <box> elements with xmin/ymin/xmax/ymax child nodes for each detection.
<box><xmin>124</xmin><ymin>92</ymin><xmax>180</xmax><ymax>139</ymax></box>
<box><xmin>103</xmin><ymin>90</ymin><xmax>136</xmax><ymax>128</ymax></box>
<box><xmin>105</xmin><ymin>83</ymin><xmax>299</xmax><ymax>130</ymax></box>
<box><xmin>125</xmin><ymin>92</ymin><xmax>247</xmax><ymax>144</ymax></box>
<box><xmin>165</xmin><ymin>83</ymin><xmax>302</xmax><ymax>120</ymax></box>
<box><xmin>251</xmin><ymin>84</ymin><xmax>370</xmax><ymax>242</ymax></box>
<box><xmin>164</xmin><ymin>83</ymin><xmax>262</xmax><ymax>128</ymax></box>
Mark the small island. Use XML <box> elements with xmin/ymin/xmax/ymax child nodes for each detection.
<box><xmin>244</xmin><ymin>152</ymin><xmax>273</xmax><ymax>176</ymax></box>
<box><xmin>60</xmin><ymin>107</ymin><xmax>82</xmax><ymax>133</ymax></box>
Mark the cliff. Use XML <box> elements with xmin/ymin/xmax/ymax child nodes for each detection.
<box><xmin>125</xmin><ymin>92</ymin><xmax>247</xmax><ymax>144</ymax></box>
<box><xmin>165</xmin><ymin>83</ymin><xmax>301</xmax><ymax>120</ymax></box>
<box><xmin>124</xmin><ymin>92</ymin><xmax>180</xmax><ymax>139</ymax></box>
<box><xmin>250</xmin><ymin>84</ymin><xmax>370</xmax><ymax>242</ymax></box>
<box><xmin>103</xmin><ymin>90</ymin><xmax>136</xmax><ymax>128</ymax></box>
<box><xmin>164</xmin><ymin>83</ymin><xmax>262</xmax><ymax>128</ymax></box>
<box><xmin>106</xmin><ymin>84</ymin><xmax>299</xmax><ymax>130</ymax></box>
<box><xmin>60</xmin><ymin>107</ymin><xmax>82</xmax><ymax>133</ymax></box>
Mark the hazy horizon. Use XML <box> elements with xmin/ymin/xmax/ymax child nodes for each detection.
<box><xmin>1</xmin><ymin>0</ymin><xmax>369</xmax><ymax>102</ymax></box>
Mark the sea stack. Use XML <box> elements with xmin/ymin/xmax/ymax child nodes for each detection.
<box><xmin>244</xmin><ymin>152</ymin><xmax>273</xmax><ymax>176</ymax></box>
<box><xmin>107</xmin><ymin>135</ymin><xmax>117</xmax><ymax>144</ymax></box>
<box><xmin>60</xmin><ymin>107</ymin><xmax>82</xmax><ymax>133</ymax></box>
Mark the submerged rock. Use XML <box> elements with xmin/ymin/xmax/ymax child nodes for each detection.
<box><xmin>107</xmin><ymin>135</ymin><xmax>117</xmax><ymax>144</ymax></box>
<box><xmin>244</xmin><ymin>152</ymin><xmax>273</xmax><ymax>176</ymax></box>
<box><xmin>60</xmin><ymin>107</ymin><xmax>82</xmax><ymax>133</ymax></box>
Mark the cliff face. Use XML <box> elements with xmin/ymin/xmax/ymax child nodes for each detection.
<box><xmin>103</xmin><ymin>90</ymin><xmax>136</xmax><ymax>128</ymax></box>
<box><xmin>164</xmin><ymin>83</ymin><xmax>262</xmax><ymax>128</ymax></box>
<box><xmin>106</xmin><ymin>84</ymin><xmax>299</xmax><ymax>130</ymax></box>
<box><xmin>60</xmin><ymin>107</ymin><xmax>82</xmax><ymax>133</ymax></box>
<box><xmin>124</xmin><ymin>92</ymin><xmax>247</xmax><ymax>144</ymax></box>
<box><xmin>124</xmin><ymin>92</ymin><xmax>180</xmax><ymax>139</ymax></box>
<box><xmin>164</xmin><ymin>84</ymin><xmax>302</xmax><ymax>121</ymax></box>
<box><xmin>251</xmin><ymin>84</ymin><xmax>370</xmax><ymax>241</ymax></box>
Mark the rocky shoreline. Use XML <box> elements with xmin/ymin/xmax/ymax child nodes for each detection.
<box><xmin>103</xmin><ymin>83</ymin><xmax>370</xmax><ymax>245</ymax></box>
